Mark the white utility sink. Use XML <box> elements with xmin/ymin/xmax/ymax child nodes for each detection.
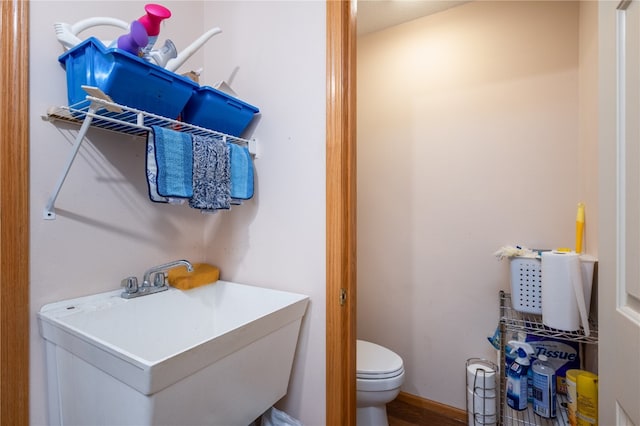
<box><xmin>38</xmin><ymin>280</ymin><xmax>309</xmax><ymax>426</ymax></box>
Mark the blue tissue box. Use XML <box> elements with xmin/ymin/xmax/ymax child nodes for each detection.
<box><xmin>182</xmin><ymin>85</ymin><xmax>259</xmax><ymax>137</ymax></box>
<box><xmin>525</xmin><ymin>334</ymin><xmax>580</xmax><ymax>395</ymax></box>
<box><xmin>59</xmin><ymin>37</ymin><xmax>198</xmax><ymax>119</ymax></box>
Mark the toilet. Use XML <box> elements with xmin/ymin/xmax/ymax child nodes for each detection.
<box><xmin>357</xmin><ymin>339</ymin><xmax>405</xmax><ymax>426</ymax></box>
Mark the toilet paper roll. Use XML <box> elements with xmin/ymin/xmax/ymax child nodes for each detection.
<box><xmin>542</xmin><ymin>251</ymin><xmax>588</xmax><ymax>332</ymax></box>
<box><xmin>466</xmin><ymin>361</ymin><xmax>497</xmax><ymax>426</ymax></box>
<box><xmin>466</xmin><ymin>363</ymin><xmax>497</xmax><ymax>394</ymax></box>
<box><xmin>467</xmin><ymin>388</ymin><xmax>496</xmax><ymax>426</ymax></box>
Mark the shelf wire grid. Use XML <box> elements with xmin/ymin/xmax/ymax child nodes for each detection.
<box><xmin>45</xmin><ymin>96</ymin><xmax>254</xmax><ymax>147</ymax></box>
<box><xmin>502</xmin><ymin>394</ymin><xmax>569</xmax><ymax>426</ymax></box>
<box><xmin>499</xmin><ymin>291</ymin><xmax>598</xmax><ymax>344</ymax></box>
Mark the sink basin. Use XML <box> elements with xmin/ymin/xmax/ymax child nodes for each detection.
<box><xmin>38</xmin><ymin>280</ymin><xmax>309</xmax><ymax>425</ymax></box>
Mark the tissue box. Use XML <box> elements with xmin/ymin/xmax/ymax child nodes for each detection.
<box><xmin>59</xmin><ymin>37</ymin><xmax>198</xmax><ymax>119</ymax></box>
<box><xmin>182</xmin><ymin>85</ymin><xmax>259</xmax><ymax>137</ymax></box>
<box><xmin>525</xmin><ymin>334</ymin><xmax>580</xmax><ymax>394</ymax></box>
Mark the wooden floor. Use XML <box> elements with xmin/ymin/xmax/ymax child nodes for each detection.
<box><xmin>387</xmin><ymin>397</ymin><xmax>468</xmax><ymax>426</ymax></box>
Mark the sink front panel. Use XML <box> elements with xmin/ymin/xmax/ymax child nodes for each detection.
<box><xmin>39</xmin><ymin>281</ymin><xmax>309</xmax><ymax>425</ymax></box>
<box><xmin>45</xmin><ymin>319</ymin><xmax>303</xmax><ymax>426</ymax></box>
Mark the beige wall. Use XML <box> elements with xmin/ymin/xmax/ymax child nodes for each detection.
<box><xmin>200</xmin><ymin>2</ymin><xmax>327</xmax><ymax>422</ymax></box>
<box><xmin>357</xmin><ymin>1</ymin><xmax>596</xmax><ymax>409</ymax></box>
<box><xmin>578</xmin><ymin>0</ymin><xmax>599</xmax><ymax>374</ymax></box>
<box><xmin>579</xmin><ymin>1</ymin><xmax>599</xmax><ymax>257</ymax></box>
<box><xmin>29</xmin><ymin>1</ymin><xmax>325</xmax><ymax>425</ymax></box>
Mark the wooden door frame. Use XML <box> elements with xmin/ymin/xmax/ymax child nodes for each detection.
<box><xmin>0</xmin><ymin>0</ymin><xmax>30</xmax><ymax>424</ymax></box>
<box><xmin>326</xmin><ymin>1</ymin><xmax>357</xmax><ymax>424</ymax></box>
<box><xmin>1</xmin><ymin>1</ymin><xmax>355</xmax><ymax>424</ymax></box>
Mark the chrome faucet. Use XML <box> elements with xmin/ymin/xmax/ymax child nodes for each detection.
<box><xmin>121</xmin><ymin>260</ymin><xmax>193</xmax><ymax>299</ymax></box>
<box><xmin>142</xmin><ymin>259</ymin><xmax>193</xmax><ymax>287</ymax></box>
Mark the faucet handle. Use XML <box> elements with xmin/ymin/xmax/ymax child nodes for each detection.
<box><xmin>121</xmin><ymin>276</ymin><xmax>138</xmax><ymax>294</ymax></box>
<box><xmin>153</xmin><ymin>272</ymin><xmax>167</xmax><ymax>287</ymax></box>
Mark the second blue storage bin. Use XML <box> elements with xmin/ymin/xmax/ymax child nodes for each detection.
<box><xmin>182</xmin><ymin>86</ymin><xmax>259</xmax><ymax>137</ymax></box>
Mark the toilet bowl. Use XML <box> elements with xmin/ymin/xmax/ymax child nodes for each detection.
<box><xmin>357</xmin><ymin>339</ymin><xmax>405</xmax><ymax>426</ymax></box>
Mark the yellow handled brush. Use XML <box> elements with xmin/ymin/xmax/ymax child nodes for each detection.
<box><xmin>575</xmin><ymin>202</ymin><xmax>585</xmax><ymax>254</ymax></box>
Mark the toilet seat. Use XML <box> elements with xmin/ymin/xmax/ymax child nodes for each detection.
<box><xmin>357</xmin><ymin>340</ymin><xmax>404</xmax><ymax>380</ymax></box>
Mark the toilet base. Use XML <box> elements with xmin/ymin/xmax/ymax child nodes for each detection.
<box><xmin>357</xmin><ymin>405</ymin><xmax>389</xmax><ymax>426</ymax></box>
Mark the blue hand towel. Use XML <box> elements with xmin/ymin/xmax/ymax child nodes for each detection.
<box><xmin>146</xmin><ymin>131</ymin><xmax>168</xmax><ymax>203</ymax></box>
<box><xmin>189</xmin><ymin>135</ymin><xmax>231</xmax><ymax>211</ymax></box>
<box><xmin>229</xmin><ymin>143</ymin><xmax>254</xmax><ymax>200</ymax></box>
<box><xmin>152</xmin><ymin>126</ymin><xmax>193</xmax><ymax>198</ymax></box>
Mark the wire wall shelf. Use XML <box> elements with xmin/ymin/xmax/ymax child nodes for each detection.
<box><xmin>45</xmin><ymin>96</ymin><xmax>257</xmax><ymax>147</ymax></box>
<box><xmin>42</xmin><ymin>87</ymin><xmax>258</xmax><ymax>220</ymax></box>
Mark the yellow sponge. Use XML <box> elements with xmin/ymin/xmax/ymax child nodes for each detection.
<box><xmin>168</xmin><ymin>263</ymin><xmax>220</xmax><ymax>290</ymax></box>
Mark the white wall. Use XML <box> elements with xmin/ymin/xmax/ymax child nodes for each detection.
<box><xmin>199</xmin><ymin>2</ymin><xmax>327</xmax><ymax>423</ymax></box>
<box><xmin>29</xmin><ymin>1</ymin><xmax>325</xmax><ymax>425</ymax></box>
<box><xmin>197</xmin><ymin>1</ymin><xmax>327</xmax><ymax>290</ymax></box>
<box><xmin>578</xmin><ymin>1</ymin><xmax>599</xmax><ymax>256</ymax></box>
<box><xmin>357</xmin><ymin>1</ymin><xmax>590</xmax><ymax>409</ymax></box>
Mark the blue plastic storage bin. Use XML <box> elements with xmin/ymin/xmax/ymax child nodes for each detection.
<box><xmin>59</xmin><ymin>37</ymin><xmax>198</xmax><ymax>119</ymax></box>
<box><xmin>182</xmin><ymin>86</ymin><xmax>259</xmax><ymax>137</ymax></box>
